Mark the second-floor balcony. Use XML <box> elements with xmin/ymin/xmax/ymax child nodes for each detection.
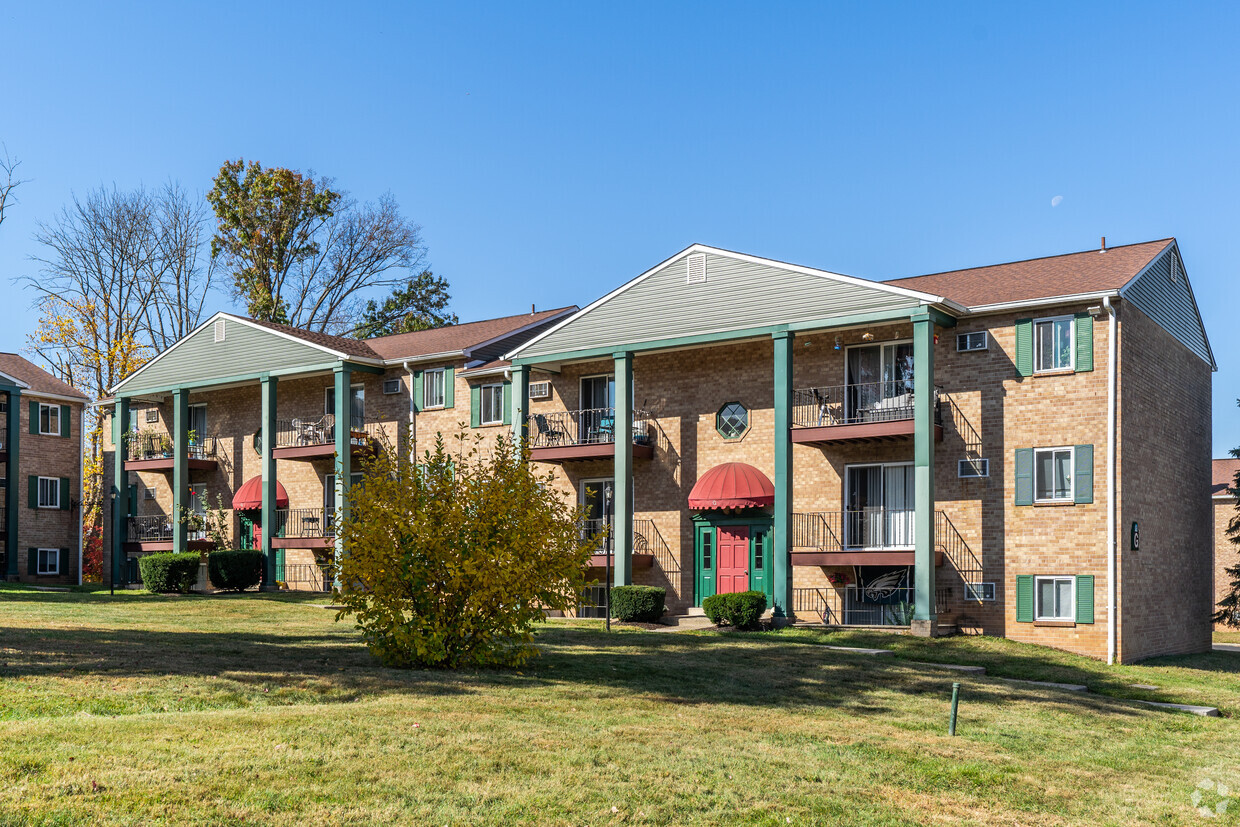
<box><xmin>271</xmin><ymin>507</ymin><xmax>336</xmax><ymax>549</ymax></box>
<box><xmin>791</xmin><ymin>509</ymin><xmax>944</xmax><ymax>567</ymax></box>
<box><xmin>124</xmin><ymin>433</ymin><xmax>219</xmax><ymax>472</ymax></box>
<box><xmin>527</xmin><ymin>407</ymin><xmax>655</xmax><ymax>463</ymax></box>
<box><xmin>273</xmin><ymin>414</ymin><xmax>380</xmax><ymax>460</ymax></box>
<box><xmin>791</xmin><ymin>381</ymin><xmax>944</xmax><ymax>444</ymax></box>
<box><xmin>124</xmin><ymin>515</ymin><xmax>215</xmax><ymax>551</ymax></box>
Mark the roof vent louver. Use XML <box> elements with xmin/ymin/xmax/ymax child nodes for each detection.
<box><xmin>213</xmin><ymin>318</ymin><xmax>226</xmax><ymax>343</ymax></box>
<box><xmin>686</xmin><ymin>253</ymin><xmax>707</xmax><ymax>284</ymax></box>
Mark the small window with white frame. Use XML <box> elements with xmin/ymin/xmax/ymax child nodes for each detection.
<box><xmin>1035</xmin><ymin>576</ymin><xmax>1074</xmax><ymax>620</ymax></box>
<box><xmin>38</xmin><ymin>403</ymin><xmax>60</xmax><ymax>436</ymax></box>
<box><xmin>37</xmin><ymin>476</ymin><xmax>60</xmax><ymax>509</ymax></box>
<box><xmin>37</xmin><ymin>548</ymin><xmax>59</xmax><ymax>575</ymax></box>
<box><xmin>958</xmin><ymin>458</ymin><xmax>989</xmax><ymax>478</ymax></box>
<box><xmin>965</xmin><ymin>582</ymin><xmax>995</xmax><ymax>602</ymax></box>
<box><xmin>423</xmin><ymin>369</ymin><xmax>446</xmax><ymax>409</ymax></box>
<box><xmin>480</xmin><ymin>384</ymin><xmax>504</xmax><ymax>426</ymax></box>
<box><xmin>1034</xmin><ymin>316</ymin><xmax>1074</xmax><ymax>372</ymax></box>
<box><xmin>1034</xmin><ymin>447</ymin><xmax>1073</xmax><ymax>503</ymax></box>
<box><xmin>145</xmin><ymin>408</ymin><xmax>159</xmax><ymax>424</ymax></box>
<box><xmin>956</xmin><ymin>331</ymin><xmax>988</xmax><ymax>352</ymax></box>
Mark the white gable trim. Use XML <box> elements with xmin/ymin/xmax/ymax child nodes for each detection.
<box><xmin>0</xmin><ymin>370</ymin><xmax>31</xmax><ymax>390</ymax></box>
<box><xmin>506</xmin><ymin>244</ymin><xmax>963</xmax><ymax>361</ymax></box>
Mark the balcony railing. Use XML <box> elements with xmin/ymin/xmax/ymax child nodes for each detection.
<box><xmin>273</xmin><ymin>507</ymin><xmax>336</xmax><ymax>539</ymax></box>
<box><xmin>793</xmin><ymin>509</ymin><xmax>916</xmax><ymax>550</ymax></box>
<box><xmin>527</xmin><ymin>407</ymin><xmax>652</xmax><ymax>449</ymax></box>
<box><xmin>791</xmin><ymin>586</ymin><xmax>915</xmax><ymax>626</ymax></box>
<box><xmin>125</xmin><ymin>433</ymin><xmax>219</xmax><ymax>462</ymax></box>
<box><xmin>274</xmin><ymin>414</ymin><xmax>379</xmax><ymax>449</ymax></box>
<box><xmin>791</xmin><ymin>381</ymin><xmax>942</xmax><ymax>429</ymax></box>
<box><xmin>282</xmin><ymin>562</ymin><xmax>332</xmax><ymax>592</ymax></box>
<box><xmin>126</xmin><ymin>515</ymin><xmax>211</xmax><ymax>544</ymax></box>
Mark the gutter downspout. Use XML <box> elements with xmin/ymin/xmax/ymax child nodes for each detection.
<box><xmin>1104</xmin><ymin>296</ymin><xmax>1117</xmax><ymax>665</ymax></box>
<box><xmin>403</xmin><ymin>361</ymin><xmax>416</xmax><ymax>465</ymax></box>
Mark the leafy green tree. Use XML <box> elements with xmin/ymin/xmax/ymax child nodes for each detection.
<box><xmin>1214</xmin><ymin>440</ymin><xmax>1240</xmax><ymax>626</ymax></box>
<box><xmin>352</xmin><ymin>269</ymin><xmax>457</xmax><ymax>338</ymax></box>
<box><xmin>335</xmin><ymin>432</ymin><xmax>594</xmax><ymax>668</ymax></box>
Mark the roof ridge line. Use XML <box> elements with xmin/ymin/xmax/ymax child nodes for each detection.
<box><xmin>887</xmin><ymin>238</ymin><xmax>1175</xmax><ymax>283</ymax></box>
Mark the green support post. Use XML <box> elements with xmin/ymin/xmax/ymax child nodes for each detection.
<box><xmin>4</xmin><ymin>388</ymin><xmax>20</xmax><ymax>579</ymax></box>
<box><xmin>111</xmin><ymin>397</ymin><xmax>129</xmax><ymax>587</ymax></box>
<box><xmin>912</xmin><ymin>314</ymin><xmax>937</xmax><ymax>635</ymax></box>
<box><xmin>333</xmin><ymin>364</ymin><xmax>352</xmax><ymax>590</ymax></box>
<box><xmin>772</xmin><ymin>331</ymin><xmax>793</xmax><ymax>621</ymax></box>
<box><xmin>510</xmin><ymin>364</ymin><xmax>529</xmax><ymax>443</ymax></box>
<box><xmin>261</xmin><ymin>376</ymin><xmax>278</xmax><ymax>589</ymax></box>
<box><xmin>172</xmin><ymin>389</ymin><xmax>189</xmax><ymax>554</ymax></box>
<box><xmin>612</xmin><ymin>352</ymin><xmax>633</xmax><ymax>588</ymax></box>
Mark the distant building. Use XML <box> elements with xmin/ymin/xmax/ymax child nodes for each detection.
<box><xmin>1212</xmin><ymin>458</ymin><xmax>1240</xmax><ymax>623</ymax></box>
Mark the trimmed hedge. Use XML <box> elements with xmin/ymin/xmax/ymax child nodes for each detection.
<box><xmin>610</xmin><ymin>585</ymin><xmax>666</xmax><ymax>622</ymax></box>
<box><xmin>138</xmin><ymin>552</ymin><xmax>200</xmax><ymax>594</ymax></box>
<box><xmin>702</xmin><ymin>591</ymin><xmax>768</xmax><ymax>630</ymax></box>
<box><xmin>208</xmin><ymin>550</ymin><xmax>263</xmax><ymax>592</ymax></box>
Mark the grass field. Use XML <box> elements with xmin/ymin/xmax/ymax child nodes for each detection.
<box><xmin>2</xmin><ymin>585</ymin><xmax>1239</xmax><ymax>825</ymax></box>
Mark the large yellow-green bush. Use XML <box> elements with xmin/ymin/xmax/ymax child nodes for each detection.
<box><xmin>335</xmin><ymin>432</ymin><xmax>595</xmax><ymax>669</ymax></box>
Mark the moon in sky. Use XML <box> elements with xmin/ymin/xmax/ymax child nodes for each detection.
<box><xmin>1051</xmin><ymin>195</ymin><xmax>1064</xmax><ymax>207</ymax></box>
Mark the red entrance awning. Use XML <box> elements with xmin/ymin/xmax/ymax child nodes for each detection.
<box><xmin>688</xmin><ymin>462</ymin><xmax>775</xmax><ymax>511</ymax></box>
<box><xmin>232</xmin><ymin>476</ymin><xmax>290</xmax><ymax>510</ymax></box>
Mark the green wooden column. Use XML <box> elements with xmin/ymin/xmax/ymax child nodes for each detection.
<box><xmin>4</xmin><ymin>388</ymin><xmax>20</xmax><ymax>579</ymax></box>
<box><xmin>261</xmin><ymin>375</ymin><xmax>278</xmax><ymax>589</ymax></box>
<box><xmin>333</xmin><ymin>363</ymin><xmax>352</xmax><ymax>590</ymax></box>
<box><xmin>771</xmin><ymin>331</ymin><xmax>793</xmax><ymax>621</ymax></box>
<box><xmin>612</xmin><ymin>352</ymin><xmax>633</xmax><ymax>587</ymax></box>
<box><xmin>510</xmin><ymin>364</ymin><xmax>529</xmax><ymax>443</ymax></box>
<box><xmin>111</xmin><ymin>397</ymin><xmax>129</xmax><ymax>586</ymax></box>
<box><xmin>171</xmin><ymin>389</ymin><xmax>189</xmax><ymax>554</ymax></box>
<box><xmin>912</xmin><ymin>314</ymin><xmax>937</xmax><ymax>634</ymax></box>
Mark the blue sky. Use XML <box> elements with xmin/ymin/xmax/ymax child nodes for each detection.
<box><xmin>1</xmin><ymin>2</ymin><xmax>1237</xmax><ymax>452</ymax></box>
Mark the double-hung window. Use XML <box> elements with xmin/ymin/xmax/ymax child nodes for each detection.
<box><xmin>37</xmin><ymin>476</ymin><xmax>60</xmax><ymax>509</ymax></box>
<box><xmin>38</xmin><ymin>403</ymin><xmax>60</xmax><ymax>436</ymax></box>
<box><xmin>1034</xmin><ymin>447</ymin><xmax>1073</xmax><ymax>503</ymax></box>
<box><xmin>480</xmin><ymin>384</ymin><xmax>504</xmax><ymax>425</ymax></box>
<box><xmin>37</xmin><ymin>548</ymin><xmax>59</xmax><ymax>575</ymax></box>
<box><xmin>1034</xmin><ymin>317</ymin><xmax>1074</xmax><ymax>372</ymax></box>
<box><xmin>423</xmin><ymin>369</ymin><xmax>446</xmax><ymax>409</ymax></box>
<box><xmin>1035</xmin><ymin>576</ymin><xmax>1074</xmax><ymax>621</ymax></box>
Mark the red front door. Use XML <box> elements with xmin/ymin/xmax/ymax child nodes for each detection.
<box><xmin>716</xmin><ymin>526</ymin><xmax>749</xmax><ymax>594</ymax></box>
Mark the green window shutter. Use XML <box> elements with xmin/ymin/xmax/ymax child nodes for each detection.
<box><xmin>27</xmin><ymin>476</ymin><xmax>37</xmax><ymax>509</ymax></box>
<box><xmin>1014</xmin><ymin>448</ymin><xmax>1034</xmax><ymax>506</ymax></box>
<box><xmin>1073</xmin><ymin>444</ymin><xmax>1094</xmax><ymax>504</ymax></box>
<box><xmin>128</xmin><ymin>484</ymin><xmax>137</xmax><ymax>518</ymax></box>
<box><xmin>1074</xmin><ymin>313</ymin><xmax>1094</xmax><ymax>372</ymax></box>
<box><xmin>59</xmin><ymin>405</ymin><xmax>70</xmax><ymax>437</ymax></box>
<box><xmin>412</xmin><ymin>370</ymin><xmax>423</xmax><ymax>412</ymax></box>
<box><xmin>28</xmin><ymin>400</ymin><xmax>38</xmax><ymax>435</ymax></box>
<box><xmin>1075</xmin><ymin>575</ymin><xmax>1095</xmax><ymax>624</ymax></box>
<box><xmin>443</xmin><ymin>367</ymin><xmax>455</xmax><ymax>409</ymax></box>
<box><xmin>60</xmin><ymin>477</ymin><xmax>70</xmax><ymax>510</ymax></box>
<box><xmin>1015</xmin><ymin>318</ymin><xmax>1033</xmax><ymax>377</ymax></box>
<box><xmin>501</xmin><ymin>382</ymin><xmax>511</xmax><ymax>426</ymax></box>
<box><xmin>28</xmin><ymin>549</ymin><xmax>36</xmax><ymax>576</ymax></box>
<box><xmin>469</xmin><ymin>385</ymin><xmax>481</xmax><ymax>428</ymax></box>
<box><xmin>1015</xmin><ymin>575</ymin><xmax>1034</xmax><ymax>622</ymax></box>
<box><xmin>59</xmin><ymin>548</ymin><xmax>69</xmax><ymax>574</ymax></box>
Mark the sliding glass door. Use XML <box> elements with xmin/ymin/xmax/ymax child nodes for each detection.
<box><xmin>845</xmin><ymin>342</ymin><xmax>914</xmax><ymax>421</ymax></box>
<box><xmin>844</xmin><ymin>463</ymin><xmax>915</xmax><ymax>548</ymax></box>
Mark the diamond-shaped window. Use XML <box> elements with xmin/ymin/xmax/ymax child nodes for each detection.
<box><xmin>716</xmin><ymin>402</ymin><xmax>748</xmax><ymax>439</ymax></box>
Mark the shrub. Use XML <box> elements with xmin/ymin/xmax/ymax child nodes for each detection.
<box><xmin>610</xmin><ymin>585</ymin><xmax>666</xmax><ymax>622</ymax></box>
<box><xmin>208</xmin><ymin>550</ymin><xmax>263</xmax><ymax>592</ymax></box>
<box><xmin>702</xmin><ymin>590</ymin><xmax>768</xmax><ymax>630</ymax></box>
<box><xmin>138</xmin><ymin>552</ymin><xmax>200</xmax><ymax>594</ymax></box>
<box><xmin>335</xmin><ymin>432</ymin><xmax>595</xmax><ymax>669</ymax></box>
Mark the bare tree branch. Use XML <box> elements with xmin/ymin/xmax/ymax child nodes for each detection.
<box><xmin>0</xmin><ymin>145</ymin><xmax>30</xmax><ymax>229</ymax></box>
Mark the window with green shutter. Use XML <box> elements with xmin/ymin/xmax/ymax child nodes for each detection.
<box><xmin>469</xmin><ymin>384</ymin><xmax>481</xmax><ymax>428</ymax></box>
<box><xmin>1014</xmin><ymin>448</ymin><xmax>1033</xmax><ymax>506</ymax></box>
<box><xmin>28</xmin><ymin>400</ymin><xmax>38</xmax><ymax>435</ymax></box>
<box><xmin>1073</xmin><ymin>444</ymin><xmax>1094</xmax><ymax>504</ymax></box>
<box><xmin>1014</xmin><ymin>319</ymin><xmax>1033</xmax><ymax>377</ymax></box>
<box><xmin>60</xmin><ymin>477</ymin><xmax>71</xmax><ymax>510</ymax></box>
<box><xmin>27</xmin><ymin>476</ymin><xmax>36</xmax><ymax>510</ymax></box>
<box><xmin>1074</xmin><ymin>313</ymin><xmax>1093</xmax><ymax>372</ymax></box>
<box><xmin>443</xmin><ymin>367</ymin><xmax>455</xmax><ymax>409</ymax></box>
<box><xmin>412</xmin><ymin>370</ymin><xmax>423</xmax><ymax>411</ymax></box>
<box><xmin>1075</xmin><ymin>575</ymin><xmax>1095</xmax><ymax>624</ymax></box>
<box><xmin>1015</xmin><ymin>575</ymin><xmax>1033</xmax><ymax>622</ymax></box>
<box><xmin>502</xmin><ymin>381</ymin><xmax>512</xmax><ymax>426</ymax></box>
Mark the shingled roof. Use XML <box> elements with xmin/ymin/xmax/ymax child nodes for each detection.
<box><xmin>0</xmin><ymin>353</ymin><xmax>89</xmax><ymax>400</ymax></box>
<box><xmin>885</xmin><ymin>239</ymin><xmax>1175</xmax><ymax>308</ymax></box>
<box><xmin>245</xmin><ymin>318</ymin><xmax>382</xmax><ymax>360</ymax></box>
<box><xmin>1214</xmin><ymin>459</ymin><xmax>1240</xmax><ymax>498</ymax></box>
<box><xmin>365</xmin><ymin>307</ymin><xmax>576</xmax><ymax>361</ymax></box>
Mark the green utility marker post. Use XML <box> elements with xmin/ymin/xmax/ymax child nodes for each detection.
<box><xmin>949</xmin><ymin>682</ymin><xmax>961</xmax><ymax>736</ymax></box>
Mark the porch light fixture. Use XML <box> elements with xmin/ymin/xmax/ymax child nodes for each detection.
<box><xmin>861</xmin><ymin>332</ymin><xmax>875</xmax><ymax>342</ymax></box>
<box><xmin>834</xmin><ymin>336</ymin><xmax>842</xmax><ymax>351</ymax></box>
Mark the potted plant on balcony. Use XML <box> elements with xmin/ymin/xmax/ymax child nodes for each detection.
<box><xmin>828</xmin><ymin>571</ymin><xmax>851</xmax><ymax>587</ymax></box>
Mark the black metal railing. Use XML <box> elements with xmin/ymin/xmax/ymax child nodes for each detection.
<box><xmin>273</xmin><ymin>508</ymin><xmax>336</xmax><ymax>539</ymax></box>
<box><xmin>283</xmin><ymin>562</ymin><xmax>332</xmax><ymax>592</ymax></box>
<box><xmin>793</xmin><ymin>509</ymin><xmax>917</xmax><ymax>550</ymax></box>
<box><xmin>125</xmin><ymin>433</ymin><xmax>218</xmax><ymax>461</ymax></box>
<box><xmin>791</xmin><ymin>585</ymin><xmax>915</xmax><ymax>626</ymax></box>
<box><xmin>274</xmin><ymin>414</ymin><xmax>380</xmax><ymax>449</ymax></box>
<box><xmin>527</xmin><ymin>407</ymin><xmax>653</xmax><ymax>449</ymax></box>
<box><xmin>791</xmin><ymin>381</ymin><xmax>942</xmax><ymax>429</ymax></box>
<box><xmin>127</xmin><ymin>515</ymin><xmax>174</xmax><ymax>542</ymax></box>
<box><xmin>634</xmin><ymin>518</ymin><xmax>679</xmax><ymax>579</ymax></box>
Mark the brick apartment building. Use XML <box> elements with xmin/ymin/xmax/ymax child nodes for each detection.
<box><xmin>1212</xmin><ymin>458</ymin><xmax>1239</xmax><ymax>622</ymax></box>
<box><xmin>101</xmin><ymin>238</ymin><xmax>1213</xmax><ymax>662</ymax></box>
<box><xmin>0</xmin><ymin>353</ymin><xmax>88</xmax><ymax>586</ymax></box>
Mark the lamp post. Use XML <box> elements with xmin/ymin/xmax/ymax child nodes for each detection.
<box><xmin>604</xmin><ymin>485</ymin><xmax>613</xmax><ymax>632</ymax></box>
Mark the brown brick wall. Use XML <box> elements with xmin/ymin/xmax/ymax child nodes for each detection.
<box><xmin>1214</xmin><ymin>498</ymin><xmax>1236</xmax><ymax>624</ymax></box>
<box><xmin>13</xmin><ymin>397</ymin><xmax>84</xmax><ymax>585</ymax></box>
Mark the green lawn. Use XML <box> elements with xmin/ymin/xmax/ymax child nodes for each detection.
<box><xmin>1</xmin><ymin>585</ymin><xmax>1239</xmax><ymax>825</ymax></box>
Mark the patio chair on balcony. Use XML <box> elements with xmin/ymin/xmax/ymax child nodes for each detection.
<box><xmin>595</xmin><ymin>415</ymin><xmax>615</xmax><ymax>443</ymax></box>
<box><xmin>301</xmin><ymin>513</ymin><xmax>322</xmax><ymax>537</ymax></box>
<box><xmin>533</xmin><ymin>414</ymin><xmax>566</xmax><ymax>446</ymax></box>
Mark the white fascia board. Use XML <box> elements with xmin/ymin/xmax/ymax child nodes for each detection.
<box><xmin>25</xmin><ymin>390</ymin><xmax>90</xmax><ymax>405</ymax></box>
<box><xmin>0</xmin><ymin>370</ymin><xmax>31</xmax><ymax>390</ymax></box>
<box><xmin>506</xmin><ymin>243</ymin><xmax>958</xmax><ymax>361</ymax></box>
<box><xmin>459</xmin><ymin>366</ymin><xmax>511</xmax><ymax>379</ymax></box>
<box><xmin>463</xmin><ymin>307</ymin><xmax>579</xmax><ymax>359</ymax></box>
<box><xmin>962</xmin><ymin>291</ymin><xmax>1121</xmax><ymax>316</ymax></box>
<box><xmin>382</xmin><ymin>351</ymin><xmax>463</xmax><ymax>367</ymax></box>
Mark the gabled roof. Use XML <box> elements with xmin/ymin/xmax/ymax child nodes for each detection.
<box><xmin>366</xmin><ymin>307</ymin><xmax>577</xmax><ymax>361</ymax></box>
<box><xmin>1213</xmin><ymin>459</ymin><xmax>1240</xmax><ymax>499</ymax></box>
<box><xmin>885</xmin><ymin>239</ymin><xmax>1174</xmax><ymax>308</ymax></box>
<box><xmin>0</xmin><ymin>353</ymin><xmax>88</xmax><ymax>400</ymax></box>
<box><xmin>246</xmin><ymin>318</ymin><xmax>382</xmax><ymax>360</ymax></box>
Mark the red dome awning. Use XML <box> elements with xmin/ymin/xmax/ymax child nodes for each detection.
<box><xmin>231</xmin><ymin>476</ymin><xmax>290</xmax><ymax>510</ymax></box>
<box><xmin>688</xmin><ymin>462</ymin><xmax>775</xmax><ymax>511</ymax></box>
